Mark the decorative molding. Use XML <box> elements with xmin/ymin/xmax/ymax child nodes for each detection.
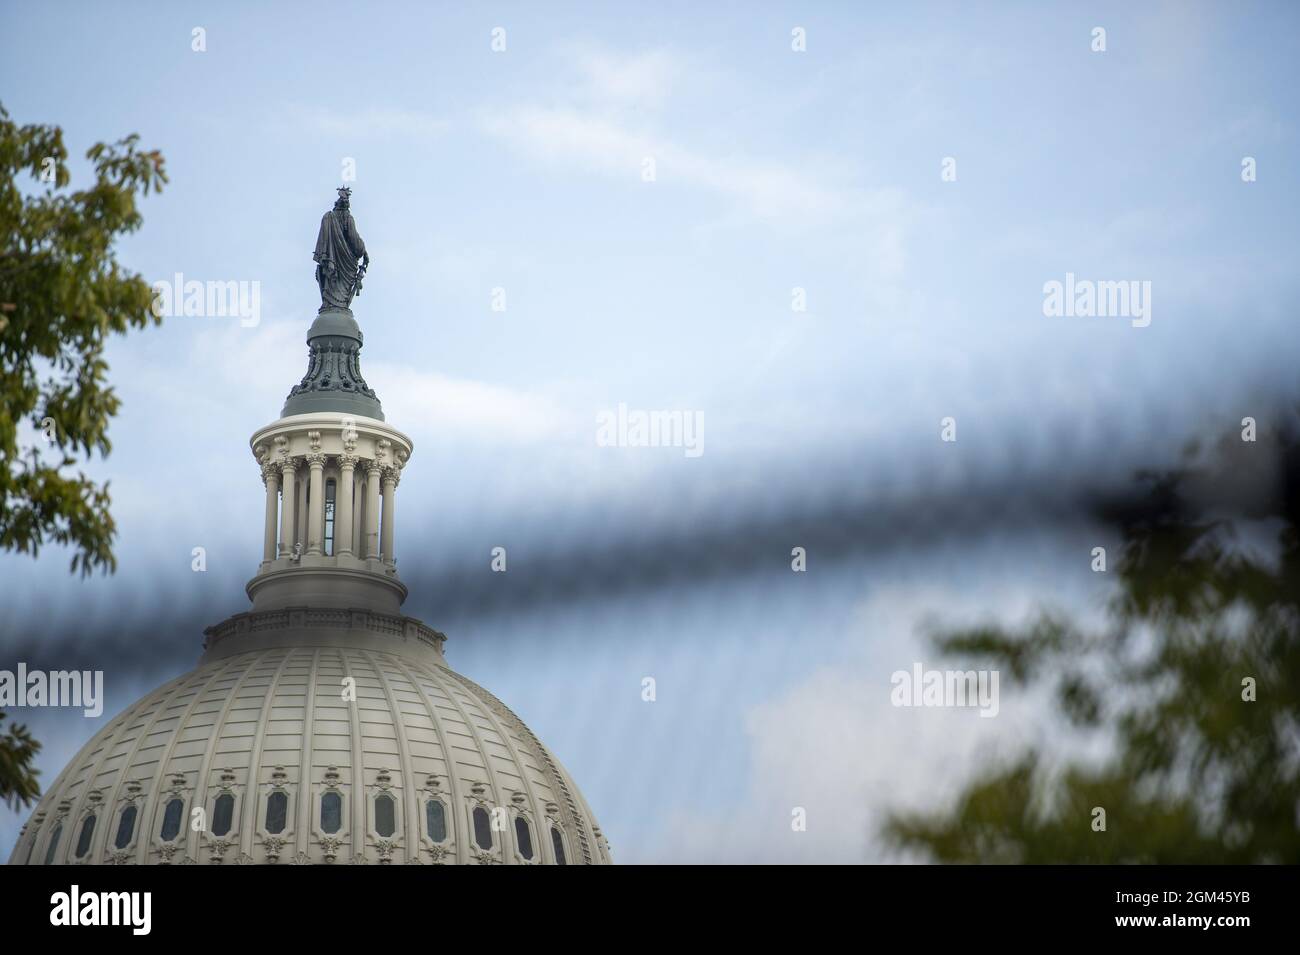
<box><xmin>319</xmin><ymin>835</ymin><xmax>343</xmax><ymax>864</ymax></box>
<box><xmin>156</xmin><ymin>842</ymin><xmax>182</xmax><ymax>864</ymax></box>
<box><xmin>283</xmin><ymin>328</ymin><xmax>381</xmax><ymax>416</ymax></box>
<box><xmin>374</xmin><ymin>838</ymin><xmax>398</xmax><ymax>864</ymax></box>
<box><xmin>426</xmin><ymin>843</ymin><xmax>450</xmax><ymax>864</ymax></box>
<box><xmin>263</xmin><ymin>835</ymin><xmax>288</xmax><ymax>864</ymax></box>
<box><xmin>203</xmin><ymin>608</ymin><xmax>446</xmax><ymax>656</ymax></box>
<box><xmin>207</xmin><ymin>837</ymin><xmax>236</xmax><ymax>864</ymax></box>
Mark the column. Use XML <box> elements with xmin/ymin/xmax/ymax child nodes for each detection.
<box><xmin>306</xmin><ymin>452</ymin><xmax>326</xmax><ymax>555</ymax></box>
<box><xmin>380</xmin><ymin>467</ymin><xmax>398</xmax><ymax>564</ymax></box>
<box><xmin>261</xmin><ymin>462</ymin><xmax>280</xmax><ymax>563</ymax></box>
<box><xmin>364</xmin><ymin>463</ymin><xmax>382</xmax><ymax>559</ymax></box>
<box><xmin>337</xmin><ymin>454</ymin><xmax>357</xmax><ymax>557</ymax></box>
<box><xmin>352</xmin><ymin>474</ymin><xmax>364</xmax><ymax>556</ymax></box>
<box><xmin>297</xmin><ymin>468</ymin><xmax>309</xmax><ymax>552</ymax></box>
<box><xmin>278</xmin><ymin>459</ymin><xmax>297</xmax><ymax>558</ymax></box>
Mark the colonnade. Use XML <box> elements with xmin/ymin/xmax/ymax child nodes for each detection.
<box><xmin>260</xmin><ymin>452</ymin><xmax>401</xmax><ymax>567</ymax></box>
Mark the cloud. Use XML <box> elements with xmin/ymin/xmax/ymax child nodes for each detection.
<box><xmin>482</xmin><ymin>104</ymin><xmax>899</xmax><ymax>227</ymax></box>
<box><xmin>570</xmin><ymin>47</ymin><xmax>682</xmax><ymax>111</ymax></box>
<box><xmin>478</xmin><ymin>46</ymin><xmax>907</xmax><ymax>229</ymax></box>
<box><xmin>368</xmin><ymin>362</ymin><xmax>570</xmax><ymax>445</ymax></box>
<box><xmin>641</xmin><ymin>581</ymin><xmax>1084</xmax><ymax>863</ymax></box>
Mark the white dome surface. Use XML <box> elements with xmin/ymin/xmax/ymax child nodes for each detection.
<box><xmin>10</xmin><ymin>610</ymin><xmax>610</xmax><ymax>865</ymax></box>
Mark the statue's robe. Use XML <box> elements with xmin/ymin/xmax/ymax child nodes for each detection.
<box><xmin>314</xmin><ymin>209</ymin><xmax>367</xmax><ymax>309</ymax></box>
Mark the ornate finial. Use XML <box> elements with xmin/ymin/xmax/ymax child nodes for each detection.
<box><xmin>314</xmin><ymin>189</ymin><xmax>369</xmax><ymax>311</ymax></box>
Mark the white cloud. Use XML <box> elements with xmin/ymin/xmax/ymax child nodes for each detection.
<box><xmin>482</xmin><ymin>104</ymin><xmax>897</xmax><ymax>226</ymax></box>
<box><xmin>478</xmin><ymin>45</ymin><xmax>910</xmax><ymax>230</ymax></box>
<box><xmin>368</xmin><ymin>362</ymin><xmax>570</xmax><ymax>445</ymax></box>
<box><xmin>571</xmin><ymin>47</ymin><xmax>682</xmax><ymax>111</ymax></box>
<box><xmin>641</xmin><ymin>581</ymin><xmax>1085</xmax><ymax>863</ymax></box>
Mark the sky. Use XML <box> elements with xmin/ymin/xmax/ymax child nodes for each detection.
<box><xmin>1</xmin><ymin>0</ymin><xmax>1298</xmax><ymax>862</ymax></box>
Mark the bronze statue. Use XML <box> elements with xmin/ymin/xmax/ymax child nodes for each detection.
<box><xmin>314</xmin><ymin>187</ymin><xmax>369</xmax><ymax>310</ymax></box>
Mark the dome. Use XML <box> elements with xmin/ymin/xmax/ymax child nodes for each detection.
<box><xmin>9</xmin><ymin>193</ymin><xmax>610</xmax><ymax>866</ymax></box>
<box><xmin>9</xmin><ymin>610</ymin><xmax>610</xmax><ymax>865</ymax></box>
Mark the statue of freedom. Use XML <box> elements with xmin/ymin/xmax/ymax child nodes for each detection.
<box><xmin>314</xmin><ymin>187</ymin><xmax>369</xmax><ymax>310</ymax></box>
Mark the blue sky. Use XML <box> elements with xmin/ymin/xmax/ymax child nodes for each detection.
<box><xmin>1</xmin><ymin>0</ymin><xmax>1298</xmax><ymax>862</ymax></box>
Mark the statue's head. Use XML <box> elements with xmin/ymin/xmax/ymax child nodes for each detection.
<box><xmin>334</xmin><ymin>186</ymin><xmax>352</xmax><ymax>210</ymax></box>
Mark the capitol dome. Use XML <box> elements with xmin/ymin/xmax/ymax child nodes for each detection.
<box><xmin>9</xmin><ymin>619</ymin><xmax>610</xmax><ymax>866</ymax></box>
<box><xmin>8</xmin><ymin>192</ymin><xmax>611</xmax><ymax>865</ymax></box>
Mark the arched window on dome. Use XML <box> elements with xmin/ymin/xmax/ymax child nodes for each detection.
<box><xmin>265</xmin><ymin>791</ymin><xmax>288</xmax><ymax>834</ymax></box>
<box><xmin>75</xmin><ymin>814</ymin><xmax>96</xmax><ymax>858</ymax></box>
<box><xmin>212</xmin><ymin>793</ymin><xmax>235</xmax><ymax>837</ymax></box>
<box><xmin>321</xmin><ymin>791</ymin><xmax>343</xmax><ymax>834</ymax></box>
<box><xmin>159</xmin><ymin>798</ymin><xmax>184</xmax><ymax>841</ymax></box>
<box><xmin>114</xmin><ymin>805</ymin><xmax>137</xmax><ymax>849</ymax></box>
<box><xmin>514</xmin><ymin>816</ymin><xmax>534</xmax><ymax>860</ymax></box>
<box><xmin>550</xmin><ymin>826</ymin><xmax>567</xmax><ymax>866</ymax></box>
<box><xmin>43</xmin><ymin>823</ymin><xmax>62</xmax><ymax>865</ymax></box>
<box><xmin>425</xmin><ymin>799</ymin><xmax>447</xmax><ymax>843</ymax></box>
<box><xmin>472</xmin><ymin>806</ymin><xmax>492</xmax><ymax>850</ymax></box>
<box><xmin>374</xmin><ymin>793</ymin><xmax>396</xmax><ymax>838</ymax></box>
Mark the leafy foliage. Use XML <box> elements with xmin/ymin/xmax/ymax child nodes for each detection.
<box><xmin>0</xmin><ymin>713</ymin><xmax>40</xmax><ymax>811</ymax></box>
<box><xmin>0</xmin><ymin>101</ymin><xmax>166</xmax><ymax>576</ymax></box>
<box><xmin>0</xmin><ymin>104</ymin><xmax>165</xmax><ymax>808</ymax></box>
<box><xmin>885</xmin><ymin>423</ymin><xmax>1300</xmax><ymax>863</ymax></box>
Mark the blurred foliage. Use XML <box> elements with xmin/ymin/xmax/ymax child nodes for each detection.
<box><xmin>0</xmin><ymin>101</ymin><xmax>166</xmax><ymax>577</ymax></box>
<box><xmin>0</xmin><ymin>713</ymin><xmax>40</xmax><ymax>811</ymax></box>
<box><xmin>0</xmin><ymin>104</ymin><xmax>165</xmax><ymax>808</ymax></box>
<box><xmin>885</xmin><ymin>421</ymin><xmax>1300</xmax><ymax>862</ymax></box>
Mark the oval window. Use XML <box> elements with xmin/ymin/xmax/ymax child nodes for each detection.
<box><xmin>265</xmin><ymin>791</ymin><xmax>288</xmax><ymax>834</ymax></box>
<box><xmin>75</xmin><ymin>815</ymin><xmax>96</xmax><ymax>858</ymax></box>
<box><xmin>160</xmin><ymin>798</ymin><xmax>184</xmax><ymax>841</ymax></box>
<box><xmin>472</xmin><ymin>806</ymin><xmax>492</xmax><ymax>850</ymax></box>
<box><xmin>212</xmin><ymin>793</ymin><xmax>235</xmax><ymax>837</ymax></box>
<box><xmin>550</xmin><ymin>827</ymin><xmax>567</xmax><ymax>866</ymax></box>
<box><xmin>426</xmin><ymin>800</ymin><xmax>447</xmax><ymax>843</ymax></box>
<box><xmin>43</xmin><ymin>823</ymin><xmax>63</xmax><ymax>865</ymax></box>
<box><xmin>515</xmin><ymin>816</ymin><xmax>534</xmax><ymax>860</ymax></box>
<box><xmin>321</xmin><ymin>791</ymin><xmax>342</xmax><ymax>834</ymax></box>
<box><xmin>114</xmin><ymin>805</ymin><xmax>138</xmax><ymax>850</ymax></box>
<box><xmin>374</xmin><ymin>793</ymin><xmax>395</xmax><ymax>837</ymax></box>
